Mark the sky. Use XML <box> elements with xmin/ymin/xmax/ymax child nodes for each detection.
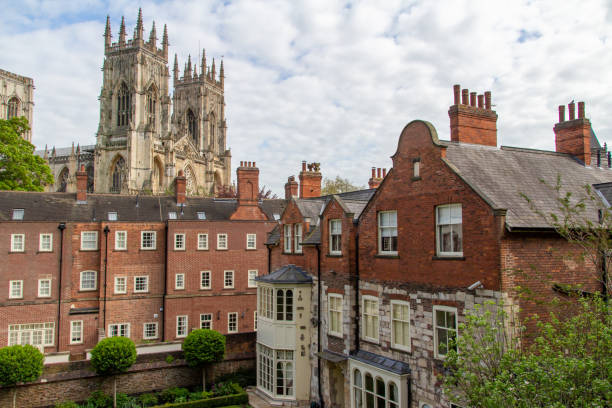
<box><xmin>2</xmin><ymin>0</ymin><xmax>612</xmax><ymax>194</ymax></box>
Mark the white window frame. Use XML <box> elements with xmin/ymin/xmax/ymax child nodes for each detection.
<box><xmin>107</xmin><ymin>211</ymin><xmax>118</xmax><ymax>221</ymax></box>
<box><xmin>200</xmin><ymin>313</ymin><xmax>213</xmax><ymax>330</ymax></box>
<box><xmin>70</xmin><ymin>320</ymin><xmax>83</xmax><ymax>344</ymax></box>
<box><xmin>328</xmin><ymin>293</ymin><xmax>343</xmax><ymax>337</ymax></box>
<box><xmin>114</xmin><ymin>276</ymin><xmax>127</xmax><ymax>294</ymax></box>
<box><xmin>8</xmin><ymin>323</ymin><xmax>54</xmax><ymax>350</ymax></box>
<box><xmin>224</xmin><ymin>270</ymin><xmax>234</xmax><ymax>289</ymax></box>
<box><xmin>228</xmin><ymin>312</ymin><xmax>238</xmax><ymax>333</ymax></box>
<box><xmin>283</xmin><ymin>224</ymin><xmax>292</xmax><ymax>253</ymax></box>
<box><xmin>248</xmin><ymin>270</ymin><xmax>258</xmax><ymax>288</ymax></box>
<box><xmin>80</xmin><ymin>270</ymin><xmax>97</xmax><ymax>291</ymax></box>
<box><xmin>197</xmin><ymin>233</ymin><xmax>209</xmax><ymax>250</ymax></box>
<box><xmin>12</xmin><ymin>208</ymin><xmax>24</xmax><ymax>220</ymax></box>
<box><xmin>143</xmin><ymin>322</ymin><xmax>158</xmax><ymax>340</ymax></box>
<box><xmin>108</xmin><ymin>323</ymin><xmax>130</xmax><ymax>338</ymax></box>
<box><xmin>390</xmin><ymin>300</ymin><xmax>411</xmax><ymax>352</ymax></box>
<box><xmin>39</xmin><ymin>233</ymin><xmax>53</xmax><ymax>252</ymax></box>
<box><xmin>175</xmin><ymin>273</ymin><xmax>185</xmax><ymax>290</ymax></box>
<box><xmin>436</xmin><ymin>204</ymin><xmax>463</xmax><ymax>256</ymax></box>
<box><xmin>80</xmin><ymin>231</ymin><xmax>98</xmax><ymax>251</ymax></box>
<box><xmin>176</xmin><ymin>315</ymin><xmax>188</xmax><ymax>338</ymax></box>
<box><xmin>433</xmin><ymin>305</ymin><xmax>458</xmax><ymax>359</ymax></box>
<box><xmin>10</xmin><ymin>234</ymin><xmax>25</xmax><ymax>252</ymax></box>
<box><xmin>362</xmin><ymin>296</ymin><xmax>380</xmax><ymax>343</ymax></box>
<box><xmin>115</xmin><ymin>231</ymin><xmax>127</xmax><ymax>250</ymax></box>
<box><xmin>217</xmin><ymin>233</ymin><xmax>228</xmax><ymax>250</ymax></box>
<box><xmin>329</xmin><ymin>219</ymin><xmax>342</xmax><ymax>255</ymax></box>
<box><xmin>200</xmin><ymin>271</ymin><xmax>211</xmax><ymax>289</ymax></box>
<box><xmin>140</xmin><ymin>231</ymin><xmax>157</xmax><ymax>250</ymax></box>
<box><xmin>134</xmin><ymin>276</ymin><xmax>149</xmax><ymax>293</ymax></box>
<box><xmin>378</xmin><ymin>211</ymin><xmax>398</xmax><ymax>255</ymax></box>
<box><xmin>349</xmin><ymin>363</ymin><xmax>404</xmax><ymax>408</ymax></box>
<box><xmin>174</xmin><ymin>233</ymin><xmax>186</xmax><ymax>250</ymax></box>
<box><xmin>246</xmin><ymin>233</ymin><xmax>256</xmax><ymax>250</ymax></box>
<box><xmin>38</xmin><ymin>279</ymin><xmax>51</xmax><ymax>298</ymax></box>
<box><xmin>9</xmin><ymin>280</ymin><xmax>23</xmax><ymax>299</ymax></box>
<box><xmin>294</xmin><ymin>223</ymin><xmax>303</xmax><ymax>254</ymax></box>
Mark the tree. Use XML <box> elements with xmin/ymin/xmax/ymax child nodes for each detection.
<box><xmin>321</xmin><ymin>175</ymin><xmax>364</xmax><ymax>195</ymax></box>
<box><xmin>216</xmin><ymin>184</ymin><xmax>279</xmax><ymax>199</ymax></box>
<box><xmin>182</xmin><ymin>329</ymin><xmax>226</xmax><ymax>391</ymax></box>
<box><xmin>0</xmin><ymin>117</ymin><xmax>53</xmax><ymax>191</ymax></box>
<box><xmin>90</xmin><ymin>336</ymin><xmax>137</xmax><ymax>408</ymax></box>
<box><xmin>0</xmin><ymin>344</ymin><xmax>44</xmax><ymax>408</ymax></box>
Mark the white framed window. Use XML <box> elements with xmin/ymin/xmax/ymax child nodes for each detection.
<box><xmin>197</xmin><ymin>233</ymin><xmax>208</xmax><ymax>250</ymax></box>
<box><xmin>350</xmin><ymin>367</ymin><xmax>400</xmax><ymax>408</ymax></box>
<box><xmin>228</xmin><ymin>312</ymin><xmax>238</xmax><ymax>333</ymax></box>
<box><xmin>413</xmin><ymin>159</ymin><xmax>420</xmax><ymax>178</ymax></box>
<box><xmin>197</xmin><ymin>211</ymin><xmax>206</xmax><ymax>220</ymax></box>
<box><xmin>80</xmin><ymin>231</ymin><xmax>98</xmax><ymax>251</ymax></box>
<box><xmin>217</xmin><ymin>233</ymin><xmax>228</xmax><ymax>250</ymax></box>
<box><xmin>175</xmin><ymin>273</ymin><xmax>185</xmax><ymax>290</ymax></box>
<box><xmin>10</xmin><ymin>234</ymin><xmax>24</xmax><ymax>252</ymax></box>
<box><xmin>433</xmin><ymin>305</ymin><xmax>458</xmax><ymax>358</ymax></box>
<box><xmin>109</xmin><ymin>323</ymin><xmax>130</xmax><ymax>338</ymax></box>
<box><xmin>200</xmin><ymin>313</ymin><xmax>212</xmax><ymax>329</ymax></box>
<box><xmin>107</xmin><ymin>211</ymin><xmax>118</xmax><ymax>221</ymax></box>
<box><xmin>114</xmin><ymin>276</ymin><xmax>127</xmax><ymax>294</ymax></box>
<box><xmin>143</xmin><ymin>322</ymin><xmax>158</xmax><ymax>339</ymax></box>
<box><xmin>70</xmin><ymin>321</ymin><xmax>83</xmax><ymax>344</ymax></box>
<box><xmin>391</xmin><ymin>300</ymin><xmax>411</xmax><ymax>351</ymax></box>
<box><xmin>257</xmin><ymin>344</ymin><xmax>294</xmax><ymax>397</ymax></box>
<box><xmin>174</xmin><ymin>233</ymin><xmax>185</xmax><ymax>250</ymax></box>
<box><xmin>39</xmin><ymin>233</ymin><xmax>53</xmax><ymax>252</ymax></box>
<box><xmin>199</xmin><ymin>271</ymin><xmax>211</xmax><ymax>289</ymax></box>
<box><xmin>275</xmin><ymin>289</ymin><xmax>294</xmax><ymax>321</ymax></box>
<box><xmin>436</xmin><ymin>204</ymin><xmax>463</xmax><ymax>256</ymax></box>
<box><xmin>38</xmin><ymin>279</ymin><xmax>51</xmax><ymax>297</ymax></box>
<box><xmin>224</xmin><ymin>270</ymin><xmax>234</xmax><ymax>288</ymax></box>
<box><xmin>259</xmin><ymin>286</ymin><xmax>274</xmax><ymax>320</ymax></box>
<box><xmin>328</xmin><ymin>294</ymin><xmax>343</xmax><ymax>337</ymax></box>
<box><xmin>115</xmin><ymin>231</ymin><xmax>127</xmax><ymax>250</ymax></box>
<box><xmin>329</xmin><ymin>219</ymin><xmax>342</xmax><ymax>255</ymax></box>
<box><xmin>294</xmin><ymin>223</ymin><xmax>302</xmax><ymax>253</ymax></box>
<box><xmin>176</xmin><ymin>315</ymin><xmax>188</xmax><ymax>338</ymax></box>
<box><xmin>254</xmin><ymin>311</ymin><xmax>257</xmax><ymax>331</ymax></box>
<box><xmin>246</xmin><ymin>233</ymin><xmax>256</xmax><ymax>250</ymax></box>
<box><xmin>248</xmin><ymin>270</ymin><xmax>258</xmax><ymax>288</ymax></box>
<box><xmin>134</xmin><ymin>276</ymin><xmax>149</xmax><ymax>293</ymax></box>
<box><xmin>283</xmin><ymin>224</ymin><xmax>292</xmax><ymax>253</ymax></box>
<box><xmin>8</xmin><ymin>323</ymin><xmax>54</xmax><ymax>350</ymax></box>
<box><xmin>141</xmin><ymin>231</ymin><xmax>156</xmax><ymax>250</ymax></box>
<box><xmin>9</xmin><ymin>280</ymin><xmax>23</xmax><ymax>299</ymax></box>
<box><xmin>362</xmin><ymin>296</ymin><xmax>379</xmax><ymax>342</ymax></box>
<box><xmin>80</xmin><ymin>270</ymin><xmax>97</xmax><ymax>291</ymax></box>
<box><xmin>12</xmin><ymin>209</ymin><xmax>24</xmax><ymax>220</ymax></box>
<box><xmin>378</xmin><ymin>211</ymin><xmax>398</xmax><ymax>254</ymax></box>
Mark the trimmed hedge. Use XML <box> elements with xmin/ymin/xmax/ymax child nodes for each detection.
<box><xmin>152</xmin><ymin>384</ymin><xmax>247</xmax><ymax>407</ymax></box>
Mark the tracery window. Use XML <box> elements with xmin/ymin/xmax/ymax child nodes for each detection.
<box><xmin>146</xmin><ymin>87</ymin><xmax>157</xmax><ymax>125</ymax></box>
<box><xmin>7</xmin><ymin>97</ymin><xmax>19</xmax><ymax>119</ymax></box>
<box><xmin>187</xmin><ymin>110</ymin><xmax>197</xmax><ymax>145</ymax></box>
<box><xmin>117</xmin><ymin>82</ymin><xmax>131</xmax><ymax>126</ymax></box>
<box><xmin>111</xmin><ymin>156</ymin><xmax>125</xmax><ymax>193</ymax></box>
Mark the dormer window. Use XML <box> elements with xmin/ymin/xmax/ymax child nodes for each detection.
<box><xmin>197</xmin><ymin>211</ymin><xmax>206</xmax><ymax>220</ymax></box>
<box><xmin>283</xmin><ymin>224</ymin><xmax>292</xmax><ymax>253</ymax></box>
<box><xmin>168</xmin><ymin>212</ymin><xmax>177</xmax><ymax>220</ymax></box>
<box><xmin>12</xmin><ymin>209</ymin><xmax>24</xmax><ymax>220</ymax></box>
<box><xmin>107</xmin><ymin>212</ymin><xmax>117</xmax><ymax>221</ymax></box>
<box><xmin>329</xmin><ymin>219</ymin><xmax>342</xmax><ymax>255</ymax></box>
<box><xmin>273</xmin><ymin>213</ymin><xmax>280</xmax><ymax>221</ymax></box>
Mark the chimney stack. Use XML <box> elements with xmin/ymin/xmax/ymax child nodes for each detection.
<box><xmin>285</xmin><ymin>176</ymin><xmax>298</xmax><ymax>200</ymax></box>
<box><xmin>554</xmin><ymin>101</ymin><xmax>592</xmax><ymax>165</ymax></box>
<box><xmin>368</xmin><ymin>167</ymin><xmax>386</xmax><ymax>189</ymax></box>
<box><xmin>76</xmin><ymin>165</ymin><xmax>88</xmax><ymax>203</ymax></box>
<box><xmin>230</xmin><ymin>161</ymin><xmax>267</xmax><ymax>220</ymax></box>
<box><xmin>299</xmin><ymin>161</ymin><xmax>322</xmax><ymax>198</ymax></box>
<box><xmin>175</xmin><ymin>170</ymin><xmax>186</xmax><ymax>205</ymax></box>
<box><xmin>449</xmin><ymin>84</ymin><xmax>498</xmax><ymax>146</ymax></box>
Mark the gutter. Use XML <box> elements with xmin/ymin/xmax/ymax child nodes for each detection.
<box><xmin>56</xmin><ymin>223</ymin><xmax>65</xmax><ymax>353</ymax></box>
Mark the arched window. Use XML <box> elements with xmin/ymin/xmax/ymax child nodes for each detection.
<box><xmin>57</xmin><ymin>168</ymin><xmax>69</xmax><ymax>192</ymax></box>
<box><xmin>152</xmin><ymin>158</ymin><xmax>163</xmax><ymax>192</ymax></box>
<box><xmin>353</xmin><ymin>370</ymin><xmax>363</xmax><ymax>408</ymax></box>
<box><xmin>146</xmin><ymin>86</ymin><xmax>157</xmax><ymax>125</ymax></box>
<box><xmin>208</xmin><ymin>113</ymin><xmax>216</xmax><ymax>150</ymax></box>
<box><xmin>364</xmin><ymin>374</ymin><xmax>374</xmax><ymax>408</ymax></box>
<box><xmin>187</xmin><ymin>110</ymin><xmax>198</xmax><ymax>145</ymax></box>
<box><xmin>275</xmin><ymin>289</ymin><xmax>294</xmax><ymax>321</ymax></box>
<box><xmin>388</xmin><ymin>382</ymin><xmax>398</xmax><ymax>408</ymax></box>
<box><xmin>7</xmin><ymin>97</ymin><xmax>19</xmax><ymax>119</ymax></box>
<box><xmin>111</xmin><ymin>156</ymin><xmax>125</xmax><ymax>193</ymax></box>
<box><xmin>117</xmin><ymin>82</ymin><xmax>131</xmax><ymax>126</ymax></box>
<box><xmin>375</xmin><ymin>377</ymin><xmax>386</xmax><ymax>408</ymax></box>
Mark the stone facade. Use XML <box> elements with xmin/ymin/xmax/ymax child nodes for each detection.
<box><xmin>0</xmin><ymin>68</ymin><xmax>34</xmax><ymax>142</ymax></box>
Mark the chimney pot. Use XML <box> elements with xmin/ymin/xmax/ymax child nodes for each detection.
<box><xmin>568</xmin><ymin>102</ymin><xmax>576</xmax><ymax>120</ymax></box>
<box><xmin>554</xmin><ymin>101</ymin><xmax>592</xmax><ymax>165</ymax></box>
<box><xmin>382</xmin><ymin>168</ymin><xmax>387</xmax><ymax>177</ymax></box>
<box><xmin>371</xmin><ymin>167</ymin><xmax>376</xmax><ymax>178</ymax></box>
<box><xmin>558</xmin><ymin>105</ymin><xmax>565</xmax><ymax>123</ymax></box>
<box><xmin>253</xmin><ymin>162</ymin><xmax>256</xmax><ymax>167</ymax></box>
<box><xmin>453</xmin><ymin>84</ymin><xmax>460</xmax><ymax>105</ymax></box>
<box><xmin>578</xmin><ymin>101</ymin><xmax>585</xmax><ymax>119</ymax></box>
<box><xmin>449</xmin><ymin>86</ymin><xmax>497</xmax><ymax>147</ymax></box>
<box><xmin>461</xmin><ymin>89</ymin><xmax>469</xmax><ymax>105</ymax></box>
<box><xmin>302</xmin><ymin>161</ymin><xmax>306</xmax><ymax>171</ymax></box>
<box><xmin>470</xmin><ymin>92</ymin><xmax>476</xmax><ymax>107</ymax></box>
<box><xmin>484</xmin><ymin>91</ymin><xmax>492</xmax><ymax>110</ymax></box>
<box><xmin>478</xmin><ymin>94</ymin><xmax>484</xmax><ymax>108</ymax></box>
<box><xmin>377</xmin><ymin>168</ymin><xmax>381</xmax><ymax>178</ymax></box>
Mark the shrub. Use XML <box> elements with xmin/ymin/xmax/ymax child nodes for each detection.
<box><xmin>150</xmin><ymin>384</ymin><xmax>247</xmax><ymax>407</ymax></box>
<box><xmin>212</xmin><ymin>368</ymin><xmax>256</xmax><ymax>388</ymax></box>
<box><xmin>182</xmin><ymin>329</ymin><xmax>225</xmax><ymax>390</ymax></box>
<box><xmin>0</xmin><ymin>344</ymin><xmax>44</xmax><ymax>407</ymax></box>
<box><xmin>90</xmin><ymin>337</ymin><xmax>137</xmax><ymax>376</ymax></box>
<box><xmin>159</xmin><ymin>387</ymin><xmax>190</xmax><ymax>404</ymax></box>
<box><xmin>86</xmin><ymin>390</ymin><xmax>112</xmax><ymax>407</ymax></box>
<box><xmin>54</xmin><ymin>402</ymin><xmax>79</xmax><ymax>408</ymax></box>
<box><xmin>209</xmin><ymin>382</ymin><xmax>238</xmax><ymax>397</ymax></box>
<box><xmin>165</xmin><ymin>355</ymin><xmax>175</xmax><ymax>364</ymax></box>
<box><xmin>138</xmin><ymin>393</ymin><xmax>159</xmax><ymax>407</ymax></box>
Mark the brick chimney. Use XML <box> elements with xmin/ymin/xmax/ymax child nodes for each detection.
<box><xmin>299</xmin><ymin>161</ymin><xmax>322</xmax><ymax>198</ymax></box>
<box><xmin>231</xmin><ymin>161</ymin><xmax>267</xmax><ymax>220</ymax></box>
<box><xmin>175</xmin><ymin>170</ymin><xmax>186</xmax><ymax>205</ymax></box>
<box><xmin>368</xmin><ymin>167</ymin><xmax>386</xmax><ymax>189</ymax></box>
<box><xmin>76</xmin><ymin>164</ymin><xmax>88</xmax><ymax>202</ymax></box>
<box><xmin>285</xmin><ymin>176</ymin><xmax>298</xmax><ymax>200</ymax></box>
<box><xmin>448</xmin><ymin>84</ymin><xmax>498</xmax><ymax>146</ymax></box>
<box><xmin>554</xmin><ymin>101</ymin><xmax>592</xmax><ymax>165</ymax></box>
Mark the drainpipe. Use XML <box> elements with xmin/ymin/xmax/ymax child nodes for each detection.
<box><xmin>103</xmin><ymin>226</ymin><xmax>110</xmax><ymax>331</ymax></box>
<box><xmin>162</xmin><ymin>221</ymin><xmax>168</xmax><ymax>341</ymax></box>
<box><xmin>56</xmin><ymin>223</ymin><xmax>66</xmax><ymax>353</ymax></box>
<box><xmin>354</xmin><ymin>230</ymin><xmax>360</xmax><ymax>352</ymax></box>
<box><xmin>316</xmin><ymin>243</ymin><xmax>323</xmax><ymax>408</ymax></box>
<box><xmin>267</xmin><ymin>245</ymin><xmax>272</xmax><ymax>274</ymax></box>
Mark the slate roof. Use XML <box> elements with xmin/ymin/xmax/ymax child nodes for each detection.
<box><xmin>594</xmin><ymin>182</ymin><xmax>612</xmax><ymax>207</ymax></box>
<box><xmin>0</xmin><ymin>191</ymin><xmax>284</xmax><ymax>222</ymax></box>
<box><xmin>302</xmin><ymin>225</ymin><xmax>321</xmax><ymax>245</ymax></box>
<box><xmin>266</xmin><ymin>224</ymin><xmax>281</xmax><ymax>245</ymax></box>
<box><xmin>442</xmin><ymin>142</ymin><xmax>612</xmax><ymax>229</ymax></box>
<box><xmin>350</xmin><ymin>350</ymin><xmax>411</xmax><ymax>375</ymax></box>
<box><xmin>255</xmin><ymin>264</ymin><xmax>313</xmax><ymax>284</ymax></box>
<box><xmin>34</xmin><ymin>145</ymin><xmax>96</xmax><ymax>158</ymax></box>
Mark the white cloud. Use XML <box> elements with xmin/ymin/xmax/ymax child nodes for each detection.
<box><xmin>1</xmin><ymin>0</ymin><xmax>612</xmax><ymax>194</ymax></box>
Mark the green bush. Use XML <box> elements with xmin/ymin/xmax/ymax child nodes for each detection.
<box><xmin>54</xmin><ymin>402</ymin><xmax>79</xmax><ymax>408</ymax></box>
<box><xmin>138</xmin><ymin>393</ymin><xmax>159</xmax><ymax>407</ymax></box>
<box><xmin>90</xmin><ymin>337</ymin><xmax>137</xmax><ymax>376</ymax></box>
<box><xmin>151</xmin><ymin>385</ymin><xmax>247</xmax><ymax>407</ymax></box>
<box><xmin>212</xmin><ymin>368</ymin><xmax>256</xmax><ymax>388</ymax></box>
<box><xmin>165</xmin><ymin>355</ymin><xmax>175</xmax><ymax>364</ymax></box>
<box><xmin>86</xmin><ymin>390</ymin><xmax>112</xmax><ymax>407</ymax></box>
<box><xmin>159</xmin><ymin>387</ymin><xmax>190</xmax><ymax>404</ymax></box>
<box><xmin>0</xmin><ymin>344</ymin><xmax>44</xmax><ymax>386</ymax></box>
<box><xmin>209</xmin><ymin>382</ymin><xmax>238</xmax><ymax>397</ymax></box>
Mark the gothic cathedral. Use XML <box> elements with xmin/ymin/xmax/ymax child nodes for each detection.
<box><xmin>42</xmin><ymin>9</ymin><xmax>231</xmax><ymax>195</ymax></box>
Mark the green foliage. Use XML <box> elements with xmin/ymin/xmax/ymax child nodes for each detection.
<box><xmin>209</xmin><ymin>382</ymin><xmax>239</xmax><ymax>397</ymax></box>
<box><xmin>212</xmin><ymin>368</ymin><xmax>256</xmax><ymax>388</ymax></box>
<box><xmin>0</xmin><ymin>344</ymin><xmax>44</xmax><ymax>386</ymax></box>
<box><xmin>159</xmin><ymin>387</ymin><xmax>190</xmax><ymax>404</ymax></box>
<box><xmin>151</xmin><ymin>384</ymin><xmax>247</xmax><ymax>407</ymax></box>
<box><xmin>182</xmin><ymin>329</ymin><xmax>225</xmax><ymax>368</ymax></box>
<box><xmin>90</xmin><ymin>337</ymin><xmax>137</xmax><ymax>376</ymax></box>
<box><xmin>321</xmin><ymin>175</ymin><xmax>364</xmax><ymax>195</ymax></box>
<box><xmin>54</xmin><ymin>401</ymin><xmax>79</xmax><ymax>408</ymax></box>
<box><xmin>165</xmin><ymin>354</ymin><xmax>175</xmax><ymax>364</ymax></box>
<box><xmin>85</xmin><ymin>390</ymin><xmax>112</xmax><ymax>408</ymax></box>
<box><xmin>138</xmin><ymin>393</ymin><xmax>159</xmax><ymax>407</ymax></box>
<box><xmin>0</xmin><ymin>117</ymin><xmax>53</xmax><ymax>191</ymax></box>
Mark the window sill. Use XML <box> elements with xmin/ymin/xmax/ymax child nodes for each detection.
<box><xmin>37</xmin><ymin>250</ymin><xmax>53</xmax><ymax>254</ymax></box>
<box><xmin>375</xmin><ymin>254</ymin><xmax>399</xmax><ymax>259</ymax></box>
<box><xmin>432</xmin><ymin>256</ymin><xmax>465</xmax><ymax>261</ymax></box>
<box><xmin>223</xmin><ymin>287</ymin><xmax>235</xmax><ymax>290</ymax></box>
<box><xmin>411</xmin><ymin>176</ymin><xmax>421</xmax><ymax>181</ymax></box>
<box><xmin>283</xmin><ymin>252</ymin><xmax>303</xmax><ymax>256</ymax></box>
<box><xmin>37</xmin><ymin>296</ymin><xmax>52</xmax><ymax>299</ymax></box>
<box><xmin>9</xmin><ymin>251</ymin><xmax>25</xmax><ymax>254</ymax></box>
<box><xmin>327</xmin><ymin>254</ymin><xmax>343</xmax><ymax>258</ymax></box>
<box><xmin>8</xmin><ymin>297</ymin><xmax>23</xmax><ymax>300</ymax></box>
<box><xmin>114</xmin><ymin>292</ymin><xmax>127</xmax><ymax>295</ymax></box>
<box><xmin>134</xmin><ymin>291</ymin><xmax>150</xmax><ymax>294</ymax></box>
<box><xmin>328</xmin><ymin>332</ymin><xmax>343</xmax><ymax>339</ymax></box>
<box><xmin>361</xmin><ymin>337</ymin><xmax>380</xmax><ymax>345</ymax></box>
<box><xmin>216</xmin><ymin>248</ymin><xmax>228</xmax><ymax>251</ymax></box>
<box><xmin>173</xmin><ymin>248</ymin><xmax>186</xmax><ymax>251</ymax></box>
<box><xmin>391</xmin><ymin>344</ymin><xmax>411</xmax><ymax>354</ymax></box>
<box><xmin>79</xmin><ymin>249</ymin><xmax>99</xmax><ymax>252</ymax></box>
<box><xmin>199</xmin><ymin>288</ymin><xmax>212</xmax><ymax>291</ymax></box>
<box><xmin>197</xmin><ymin>248</ymin><xmax>209</xmax><ymax>251</ymax></box>
<box><xmin>246</xmin><ymin>248</ymin><xmax>257</xmax><ymax>251</ymax></box>
<box><xmin>79</xmin><ymin>289</ymin><xmax>97</xmax><ymax>292</ymax></box>
<box><xmin>113</xmin><ymin>249</ymin><xmax>127</xmax><ymax>252</ymax></box>
<box><xmin>140</xmin><ymin>248</ymin><xmax>157</xmax><ymax>251</ymax></box>
<box><xmin>70</xmin><ymin>342</ymin><xmax>83</xmax><ymax>345</ymax></box>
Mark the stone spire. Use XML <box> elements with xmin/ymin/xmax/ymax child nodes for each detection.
<box><xmin>149</xmin><ymin>20</ymin><xmax>156</xmax><ymax>48</ymax></box>
<box><xmin>162</xmin><ymin>24</ymin><xmax>169</xmax><ymax>59</ymax></box>
<box><xmin>119</xmin><ymin>16</ymin><xmax>126</xmax><ymax>45</ymax></box>
<box><xmin>135</xmin><ymin>8</ymin><xmax>144</xmax><ymax>41</ymax></box>
<box><xmin>104</xmin><ymin>15</ymin><xmax>111</xmax><ymax>49</ymax></box>
<box><xmin>193</xmin><ymin>64</ymin><xmax>198</xmax><ymax>80</ymax></box>
<box><xmin>211</xmin><ymin>58</ymin><xmax>216</xmax><ymax>81</ymax></box>
<box><xmin>76</xmin><ymin>143</ymin><xmax>80</xmax><ymax>156</ymax></box>
<box><xmin>186</xmin><ymin>55</ymin><xmax>192</xmax><ymax>79</ymax></box>
<box><xmin>52</xmin><ymin>146</ymin><xmax>56</xmax><ymax>158</ymax></box>
<box><xmin>219</xmin><ymin>59</ymin><xmax>224</xmax><ymax>87</ymax></box>
<box><xmin>173</xmin><ymin>54</ymin><xmax>179</xmax><ymax>84</ymax></box>
<box><xmin>70</xmin><ymin>142</ymin><xmax>75</xmax><ymax>157</ymax></box>
<box><xmin>201</xmin><ymin>49</ymin><xmax>206</xmax><ymax>76</ymax></box>
<box><xmin>43</xmin><ymin>144</ymin><xmax>48</xmax><ymax>160</ymax></box>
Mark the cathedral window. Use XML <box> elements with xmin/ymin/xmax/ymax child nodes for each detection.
<box><xmin>57</xmin><ymin>168</ymin><xmax>69</xmax><ymax>193</ymax></box>
<box><xmin>146</xmin><ymin>87</ymin><xmax>157</xmax><ymax>125</ymax></box>
<box><xmin>187</xmin><ymin>110</ymin><xmax>198</xmax><ymax>146</ymax></box>
<box><xmin>117</xmin><ymin>82</ymin><xmax>131</xmax><ymax>127</ymax></box>
<box><xmin>111</xmin><ymin>156</ymin><xmax>126</xmax><ymax>194</ymax></box>
<box><xmin>7</xmin><ymin>97</ymin><xmax>19</xmax><ymax>119</ymax></box>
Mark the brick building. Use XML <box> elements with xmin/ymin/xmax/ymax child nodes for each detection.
<box><xmin>0</xmin><ymin>162</ymin><xmax>283</xmax><ymax>356</ymax></box>
<box><xmin>258</xmin><ymin>86</ymin><xmax>612</xmax><ymax>408</ymax></box>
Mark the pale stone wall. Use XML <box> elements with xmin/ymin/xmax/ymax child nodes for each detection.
<box><xmin>0</xmin><ymin>68</ymin><xmax>34</xmax><ymax>142</ymax></box>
